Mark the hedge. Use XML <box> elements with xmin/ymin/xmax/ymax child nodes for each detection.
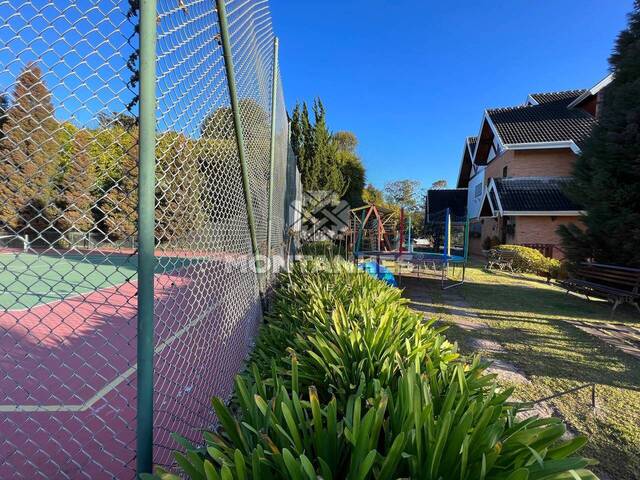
<box><xmin>497</xmin><ymin>245</ymin><xmax>561</xmax><ymax>276</ymax></box>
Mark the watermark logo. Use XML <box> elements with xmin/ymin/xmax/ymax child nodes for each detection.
<box><xmin>291</xmin><ymin>190</ymin><xmax>350</xmax><ymax>240</ymax></box>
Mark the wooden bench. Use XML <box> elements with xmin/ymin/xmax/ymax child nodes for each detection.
<box><xmin>558</xmin><ymin>262</ymin><xmax>640</xmax><ymax>317</ymax></box>
<box><xmin>485</xmin><ymin>249</ymin><xmax>517</xmax><ymax>272</ymax></box>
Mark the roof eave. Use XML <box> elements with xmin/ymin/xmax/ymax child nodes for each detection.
<box><xmin>502</xmin><ymin>210</ymin><xmax>585</xmax><ymax>216</ymax></box>
<box><xmin>503</xmin><ymin>140</ymin><xmax>581</xmax><ymax>154</ymax></box>
<box><xmin>567</xmin><ymin>73</ymin><xmax>614</xmax><ymax>109</ymax></box>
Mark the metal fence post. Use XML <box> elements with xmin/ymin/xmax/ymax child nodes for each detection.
<box><xmin>266</xmin><ymin>37</ymin><xmax>279</xmax><ymax>279</ymax></box>
<box><xmin>216</xmin><ymin>0</ymin><xmax>266</xmax><ymax>297</ymax></box>
<box><xmin>137</xmin><ymin>0</ymin><xmax>157</xmax><ymax>474</ymax></box>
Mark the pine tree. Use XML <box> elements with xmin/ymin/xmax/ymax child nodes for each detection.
<box><xmin>309</xmin><ymin>98</ymin><xmax>343</xmax><ymax>193</ymax></box>
<box><xmin>0</xmin><ymin>64</ymin><xmax>58</xmax><ymax>234</ymax></box>
<box><xmin>0</xmin><ymin>94</ymin><xmax>8</xmax><ymax>139</ymax></box>
<box><xmin>301</xmin><ymin>102</ymin><xmax>314</xmax><ymax>188</ymax></box>
<box><xmin>290</xmin><ymin>103</ymin><xmax>305</xmax><ymax>173</ymax></box>
<box><xmin>54</xmin><ymin>124</ymin><xmax>97</xmax><ymax>233</ymax></box>
<box><xmin>559</xmin><ymin>1</ymin><xmax>640</xmax><ymax>266</ymax></box>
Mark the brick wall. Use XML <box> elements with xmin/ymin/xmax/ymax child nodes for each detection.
<box><xmin>470</xmin><ymin>215</ymin><xmax>582</xmax><ymax>258</ymax></box>
<box><xmin>514</xmin><ymin>215</ymin><xmax>581</xmax><ymax>259</ymax></box>
<box><xmin>485</xmin><ymin>148</ymin><xmax>576</xmax><ymax>181</ymax></box>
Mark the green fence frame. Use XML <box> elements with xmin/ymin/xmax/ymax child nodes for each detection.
<box><xmin>137</xmin><ymin>0</ymin><xmax>158</xmax><ymax>473</ymax></box>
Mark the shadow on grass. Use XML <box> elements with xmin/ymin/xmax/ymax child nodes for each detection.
<box><xmin>401</xmin><ymin>273</ymin><xmax>640</xmax><ymax>391</ymax></box>
<box><xmin>461</xmin><ymin>274</ymin><xmax>640</xmax><ymax>325</ymax></box>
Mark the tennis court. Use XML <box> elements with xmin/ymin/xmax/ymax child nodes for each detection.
<box><xmin>0</xmin><ymin>250</ymin><xmax>196</xmax><ymax>309</ymax></box>
<box><xmin>0</xmin><ymin>248</ymin><xmax>258</xmax><ymax>478</ymax></box>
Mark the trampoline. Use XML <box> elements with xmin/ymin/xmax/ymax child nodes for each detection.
<box><xmin>353</xmin><ymin>207</ymin><xmax>469</xmax><ymax>289</ymax></box>
<box><xmin>354</xmin><ymin>251</ymin><xmax>466</xmax><ymax>289</ymax></box>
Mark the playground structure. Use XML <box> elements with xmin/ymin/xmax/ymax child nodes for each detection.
<box><xmin>351</xmin><ymin>205</ymin><xmax>469</xmax><ymax>289</ymax></box>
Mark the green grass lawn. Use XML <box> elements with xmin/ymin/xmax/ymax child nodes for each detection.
<box><xmin>404</xmin><ymin>263</ymin><xmax>640</xmax><ymax>480</ymax></box>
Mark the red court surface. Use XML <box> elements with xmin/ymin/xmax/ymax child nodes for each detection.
<box><xmin>0</xmin><ymin>261</ymin><xmax>260</xmax><ymax>479</ymax></box>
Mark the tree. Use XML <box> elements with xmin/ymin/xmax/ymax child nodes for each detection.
<box><xmin>301</xmin><ymin>102</ymin><xmax>314</xmax><ymax>183</ymax></box>
<box><xmin>0</xmin><ymin>93</ymin><xmax>8</xmax><ymax>139</ymax></box>
<box><xmin>362</xmin><ymin>183</ymin><xmax>384</xmax><ymax>205</ymax></box>
<box><xmin>310</xmin><ymin>99</ymin><xmax>344</xmax><ymax>193</ymax></box>
<box><xmin>155</xmin><ymin>132</ymin><xmax>207</xmax><ymax>244</ymax></box>
<box><xmin>337</xmin><ymin>150</ymin><xmax>365</xmax><ymax>207</ymax></box>
<box><xmin>384</xmin><ymin>179</ymin><xmax>422</xmax><ymax>211</ymax></box>
<box><xmin>54</xmin><ymin>123</ymin><xmax>97</xmax><ymax>233</ymax></box>
<box><xmin>333</xmin><ymin>131</ymin><xmax>358</xmax><ymax>153</ymax></box>
<box><xmin>290</xmin><ymin>103</ymin><xmax>305</xmax><ymax>171</ymax></box>
<box><xmin>97</xmin><ymin>111</ymin><xmax>137</xmax><ymax>131</ymax></box>
<box><xmin>200</xmin><ymin>98</ymin><xmax>270</xmax><ymax>145</ymax></box>
<box><xmin>0</xmin><ymin>64</ymin><xmax>58</xmax><ymax>234</ymax></box>
<box><xmin>431</xmin><ymin>179</ymin><xmax>448</xmax><ymax>189</ymax></box>
<box><xmin>98</xmin><ymin>128</ymin><xmax>139</xmax><ymax>240</ymax></box>
<box><xmin>558</xmin><ymin>1</ymin><xmax>640</xmax><ymax>266</ymax></box>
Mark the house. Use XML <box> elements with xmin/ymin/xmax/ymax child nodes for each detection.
<box><xmin>456</xmin><ymin>74</ymin><xmax>612</xmax><ymax>258</ymax></box>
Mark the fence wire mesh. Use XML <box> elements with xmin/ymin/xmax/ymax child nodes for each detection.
<box><xmin>0</xmin><ymin>0</ymin><xmax>298</xmax><ymax>477</ymax></box>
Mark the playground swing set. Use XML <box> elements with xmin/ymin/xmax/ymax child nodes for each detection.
<box><xmin>349</xmin><ymin>204</ymin><xmax>470</xmax><ymax>289</ymax></box>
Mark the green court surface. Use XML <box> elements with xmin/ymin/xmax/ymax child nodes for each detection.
<box><xmin>0</xmin><ymin>252</ymin><xmax>194</xmax><ymax>309</ymax></box>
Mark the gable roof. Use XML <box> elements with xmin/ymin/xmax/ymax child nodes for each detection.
<box><xmin>426</xmin><ymin>189</ymin><xmax>467</xmax><ymax>222</ymax></box>
<box><xmin>486</xmin><ymin>95</ymin><xmax>596</xmax><ymax>148</ymax></box>
<box><xmin>568</xmin><ymin>73</ymin><xmax>614</xmax><ymax>109</ymax></box>
<box><xmin>456</xmin><ymin>136</ymin><xmax>478</xmax><ymax>188</ymax></box>
<box><xmin>467</xmin><ymin>135</ymin><xmax>477</xmax><ymax>154</ymax></box>
<box><xmin>480</xmin><ymin>177</ymin><xmax>582</xmax><ymax>216</ymax></box>
<box><xmin>527</xmin><ymin>90</ymin><xmax>586</xmax><ymax>105</ymax></box>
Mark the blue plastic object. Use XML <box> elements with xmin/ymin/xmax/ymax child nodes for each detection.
<box><xmin>358</xmin><ymin>261</ymin><xmax>397</xmax><ymax>287</ymax></box>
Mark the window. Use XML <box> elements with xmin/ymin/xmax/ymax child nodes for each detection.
<box><xmin>502</xmin><ymin>166</ymin><xmax>508</xmax><ymax>178</ymax></box>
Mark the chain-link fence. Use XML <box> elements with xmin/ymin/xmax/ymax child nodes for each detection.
<box><xmin>0</xmin><ymin>0</ymin><xmax>299</xmax><ymax>477</ymax></box>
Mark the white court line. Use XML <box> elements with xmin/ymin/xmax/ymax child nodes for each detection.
<box><xmin>0</xmin><ymin>301</ymin><xmax>220</xmax><ymax>413</ymax></box>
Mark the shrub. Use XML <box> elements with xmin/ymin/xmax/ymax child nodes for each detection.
<box><xmin>251</xmin><ymin>259</ymin><xmax>456</xmax><ymax>407</ymax></box>
<box><xmin>300</xmin><ymin>240</ymin><xmax>341</xmax><ymax>257</ymax></box>
<box><xmin>147</xmin><ymin>258</ymin><xmax>597</xmax><ymax>479</ymax></box>
<box><xmin>388</xmin><ymin>364</ymin><xmax>597</xmax><ymax>479</ymax></box>
<box><xmin>147</xmin><ymin>364</ymin><xmax>597</xmax><ymax>480</ymax></box>
<box><xmin>482</xmin><ymin>235</ymin><xmax>501</xmax><ymax>251</ymax></box>
<box><xmin>498</xmin><ymin>244</ymin><xmax>561</xmax><ymax>276</ymax></box>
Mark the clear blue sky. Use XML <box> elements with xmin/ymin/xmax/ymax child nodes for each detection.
<box><xmin>270</xmin><ymin>0</ymin><xmax>633</xmax><ymax>191</ymax></box>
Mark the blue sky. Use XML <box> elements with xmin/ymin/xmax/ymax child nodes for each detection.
<box><xmin>271</xmin><ymin>0</ymin><xmax>633</xmax><ymax>191</ymax></box>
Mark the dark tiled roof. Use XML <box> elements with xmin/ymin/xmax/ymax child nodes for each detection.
<box><xmin>467</xmin><ymin>137</ymin><xmax>478</xmax><ymax>155</ymax></box>
<box><xmin>487</xmin><ymin>96</ymin><xmax>596</xmax><ymax>147</ymax></box>
<box><xmin>493</xmin><ymin>177</ymin><xmax>581</xmax><ymax>212</ymax></box>
<box><xmin>426</xmin><ymin>189</ymin><xmax>467</xmax><ymax>221</ymax></box>
<box><xmin>529</xmin><ymin>90</ymin><xmax>586</xmax><ymax>105</ymax></box>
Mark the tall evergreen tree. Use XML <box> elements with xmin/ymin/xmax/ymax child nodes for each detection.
<box><xmin>0</xmin><ymin>64</ymin><xmax>58</xmax><ymax>233</ymax></box>
<box><xmin>301</xmin><ymin>102</ymin><xmax>314</xmax><ymax>187</ymax></box>
<box><xmin>559</xmin><ymin>1</ymin><xmax>640</xmax><ymax>266</ymax></box>
<box><xmin>290</xmin><ymin>103</ymin><xmax>305</xmax><ymax>171</ymax></box>
<box><xmin>309</xmin><ymin>98</ymin><xmax>343</xmax><ymax>193</ymax></box>
<box><xmin>0</xmin><ymin>93</ymin><xmax>8</xmax><ymax>139</ymax></box>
